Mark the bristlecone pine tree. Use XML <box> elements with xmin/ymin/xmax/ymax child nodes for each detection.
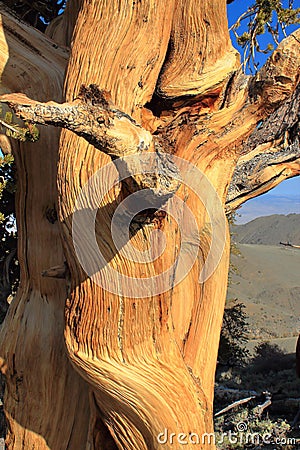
<box><xmin>0</xmin><ymin>1</ymin><xmax>299</xmax><ymax>449</ymax></box>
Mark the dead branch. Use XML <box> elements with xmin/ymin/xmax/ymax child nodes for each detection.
<box><xmin>254</xmin><ymin>393</ymin><xmax>272</xmax><ymax>418</ymax></box>
<box><xmin>226</xmin><ymin>81</ymin><xmax>300</xmax><ymax>212</ymax></box>
<box><xmin>215</xmin><ymin>390</ymin><xmax>272</xmax><ymax>418</ymax></box>
<box><xmin>0</xmin><ymin>85</ymin><xmax>180</xmax><ymax>204</ymax></box>
<box><xmin>215</xmin><ymin>395</ymin><xmax>257</xmax><ymax>417</ymax></box>
<box><xmin>280</xmin><ymin>242</ymin><xmax>300</xmax><ymax>249</ymax></box>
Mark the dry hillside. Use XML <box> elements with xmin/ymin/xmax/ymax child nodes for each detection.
<box><xmin>229</xmin><ymin>214</ymin><xmax>300</xmax><ymax>352</ymax></box>
<box><xmin>232</xmin><ymin>213</ymin><xmax>300</xmax><ymax>245</ymax></box>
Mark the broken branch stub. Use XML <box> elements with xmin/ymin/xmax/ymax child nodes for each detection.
<box><xmin>0</xmin><ymin>84</ymin><xmax>180</xmax><ymax>207</ymax></box>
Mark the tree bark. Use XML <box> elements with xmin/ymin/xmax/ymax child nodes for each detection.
<box><xmin>0</xmin><ymin>1</ymin><xmax>299</xmax><ymax>449</ymax></box>
<box><xmin>0</xmin><ymin>5</ymin><xmax>90</xmax><ymax>449</ymax></box>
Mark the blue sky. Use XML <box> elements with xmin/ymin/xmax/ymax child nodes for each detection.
<box><xmin>227</xmin><ymin>0</ymin><xmax>300</xmax><ymax>222</ymax></box>
<box><xmin>228</xmin><ymin>0</ymin><xmax>300</xmax><ymax>69</ymax></box>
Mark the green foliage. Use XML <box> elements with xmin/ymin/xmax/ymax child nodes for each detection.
<box><xmin>0</xmin><ymin>107</ymin><xmax>39</xmax><ymax>143</ymax></box>
<box><xmin>219</xmin><ymin>301</ymin><xmax>250</xmax><ymax>366</ymax></box>
<box><xmin>215</xmin><ymin>344</ymin><xmax>300</xmax><ymax>449</ymax></box>
<box><xmin>231</xmin><ymin>0</ymin><xmax>300</xmax><ymax>72</ymax></box>
<box><xmin>251</xmin><ymin>341</ymin><xmax>288</xmax><ymax>373</ymax></box>
<box><xmin>0</xmin><ymin>109</ymin><xmax>38</xmax><ymax>325</ymax></box>
<box><xmin>215</xmin><ymin>410</ymin><xmax>293</xmax><ymax>449</ymax></box>
<box><xmin>4</xmin><ymin>122</ymin><xmax>40</xmax><ymax>143</ymax></box>
<box><xmin>254</xmin><ymin>341</ymin><xmax>284</xmax><ymax>359</ymax></box>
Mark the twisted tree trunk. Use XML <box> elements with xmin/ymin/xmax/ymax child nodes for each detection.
<box><xmin>0</xmin><ymin>5</ymin><xmax>90</xmax><ymax>449</ymax></box>
<box><xmin>0</xmin><ymin>1</ymin><xmax>299</xmax><ymax>449</ymax></box>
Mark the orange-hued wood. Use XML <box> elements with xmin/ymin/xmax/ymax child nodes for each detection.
<box><xmin>0</xmin><ymin>1</ymin><xmax>299</xmax><ymax>449</ymax></box>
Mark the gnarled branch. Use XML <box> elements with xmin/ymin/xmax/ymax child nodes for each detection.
<box><xmin>0</xmin><ymin>84</ymin><xmax>180</xmax><ymax>205</ymax></box>
<box><xmin>227</xmin><ymin>81</ymin><xmax>300</xmax><ymax>211</ymax></box>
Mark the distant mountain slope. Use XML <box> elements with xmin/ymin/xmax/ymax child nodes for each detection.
<box><xmin>236</xmin><ymin>194</ymin><xmax>300</xmax><ymax>224</ymax></box>
<box><xmin>228</xmin><ymin>244</ymin><xmax>300</xmax><ymax>342</ymax></box>
<box><xmin>232</xmin><ymin>213</ymin><xmax>300</xmax><ymax>245</ymax></box>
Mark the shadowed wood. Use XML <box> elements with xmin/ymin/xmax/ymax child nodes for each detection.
<box><xmin>0</xmin><ymin>4</ymin><xmax>90</xmax><ymax>449</ymax></box>
<box><xmin>0</xmin><ymin>1</ymin><xmax>299</xmax><ymax>449</ymax></box>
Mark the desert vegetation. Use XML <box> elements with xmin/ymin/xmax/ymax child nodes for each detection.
<box><xmin>215</xmin><ymin>214</ymin><xmax>300</xmax><ymax>449</ymax></box>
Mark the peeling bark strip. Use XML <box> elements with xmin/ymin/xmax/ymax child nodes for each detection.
<box><xmin>227</xmin><ymin>82</ymin><xmax>300</xmax><ymax>210</ymax></box>
<box><xmin>0</xmin><ymin>84</ymin><xmax>180</xmax><ymax>203</ymax></box>
<box><xmin>244</xmin><ymin>83</ymin><xmax>300</xmax><ymax>154</ymax></box>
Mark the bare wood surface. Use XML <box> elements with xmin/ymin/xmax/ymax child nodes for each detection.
<box><xmin>0</xmin><ymin>1</ymin><xmax>299</xmax><ymax>449</ymax></box>
<box><xmin>0</xmin><ymin>4</ymin><xmax>90</xmax><ymax>449</ymax></box>
<box><xmin>215</xmin><ymin>395</ymin><xmax>257</xmax><ymax>417</ymax></box>
<box><xmin>280</xmin><ymin>242</ymin><xmax>300</xmax><ymax>249</ymax></box>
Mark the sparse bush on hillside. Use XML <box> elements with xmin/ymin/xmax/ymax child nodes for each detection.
<box><xmin>215</xmin><ymin>342</ymin><xmax>300</xmax><ymax>449</ymax></box>
<box><xmin>215</xmin><ymin>409</ymin><xmax>294</xmax><ymax>450</ymax></box>
<box><xmin>218</xmin><ymin>301</ymin><xmax>250</xmax><ymax>367</ymax></box>
<box><xmin>251</xmin><ymin>342</ymin><xmax>287</xmax><ymax>373</ymax></box>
